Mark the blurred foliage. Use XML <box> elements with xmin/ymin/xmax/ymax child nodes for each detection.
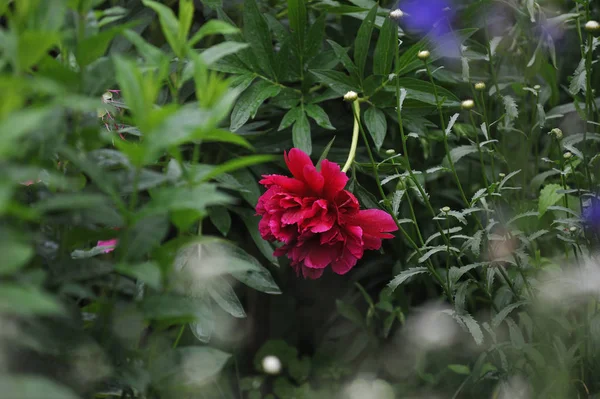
<box><xmin>2</xmin><ymin>0</ymin><xmax>600</xmax><ymax>398</ymax></box>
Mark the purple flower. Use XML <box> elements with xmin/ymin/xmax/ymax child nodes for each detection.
<box><xmin>398</xmin><ymin>0</ymin><xmax>454</xmax><ymax>34</ymax></box>
<box><xmin>583</xmin><ymin>197</ymin><xmax>600</xmax><ymax>228</ymax></box>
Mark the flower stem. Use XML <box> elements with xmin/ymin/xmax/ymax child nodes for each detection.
<box><xmin>342</xmin><ymin>100</ymin><xmax>361</xmax><ymax>173</ymax></box>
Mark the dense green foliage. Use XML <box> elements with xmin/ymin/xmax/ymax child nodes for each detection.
<box><xmin>2</xmin><ymin>0</ymin><xmax>600</xmax><ymax>398</ymax></box>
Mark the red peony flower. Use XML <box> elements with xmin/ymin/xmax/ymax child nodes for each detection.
<box><xmin>256</xmin><ymin>149</ymin><xmax>398</xmax><ymax>279</ymax></box>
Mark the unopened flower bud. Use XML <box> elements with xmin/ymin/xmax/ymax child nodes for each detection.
<box><xmin>533</xmin><ymin>85</ymin><xmax>541</xmax><ymax>91</ymax></box>
<box><xmin>585</xmin><ymin>20</ymin><xmax>600</xmax><ymax>34</ymax></box>
<box><xmin>385</xmin><ymin>149</ymin><xmax>396</xmax><ymax>155</ymax></box>
<box><xmin>569</xmin><ymin>226</ymin><xmax>577</xmax><ymax>232</ymax></box>
<box><xmin>441</xmin><ymin>206</ymin><xmax>451</xmax><ymax>213</ymax></box>
<box><xmin>262</xmin><ymin>355</ymin><xmax>282</xmax><ymax>375</ymax></box>
<box><xmin>550</xmin><ymin>128</ymin><xmax>563</xmax><ymax>140</ymax></box>
<box><xmin>417</xmin><ymin>50</ymin><xmax>430</xmax><ymax>60</ymax></box>
<box><xmin>563</xmin><ymin>151</ymin><xmax>573</xmax><ymax>159</ymax></box>
<box><xmin>474</xmin><ymin>82</ymin><xmax>486</xmax><ymax>91</ymax></box>
<box><xmin>102</xmin><ymin>91</ymin><xmax>113</xmax><ymax>102</ymax></box>
<box><xmin>499</xmin><ymin>173</ymin><xmax>506</xmax><ymax>178</ymax></box>
<box><xmin>343</xmin><ymin>91</ymin><xmax>358</xmax><ymax>102</ymax></box>
<box><xmin>389</xmin><ymin>9</ymin><xmax>404</xmax><ymax>20</ymax></box>
<box><xmin>461</xmin><ymin>99</ymin><xmax>475</xmax><ymax>110</ymax></box>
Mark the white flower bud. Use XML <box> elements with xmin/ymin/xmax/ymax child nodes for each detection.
<box><xmin>385</xmin><ymin>149</ymin><xmax>396</xmax><ymax>155</ymax></box>
<box><xmin>441</xmin><ymin>206</ymin><xmax>451</xmax><ymax>213</ymax></box>
<box><xmin>585</xmin><ymin>20</ymin><xmax>600</xmax><ymax>34</ymax></box>
<box><xmin>550</xmin><ymin>128</ymin><xmax>563</xmax><ymax>140</ymax></box>
<box><xmin>563</xmin><ymin>151</ymin><xmax>573</xmax><ymax>159</ymax></box>
<box><xmin>262</xmin><ymin>355</ymin><xmax>282</xmax><ymax>375</ymax></box>
<box><xmin>389</xmin><ymin>9</ymin><xmax>404</xmax><ymax>20</ymax></box>
<box><xmin>461</xmin><ymin>99</ymin><xmax>475</xmax><ymax>110</ymax></box>
<box><xmin>343</xmin><ymin>91</ymin><xmax>358</xmax><ymax>102</ymax></box>
<box><xmin>474</xmin><ymin>82</ymin><xmax>486</xmax><ymax>91</ymax></box>
<box><xmin>417</xmin><ymin>50</ymin><xmax>430</xmax><ymax>60</ymax></box>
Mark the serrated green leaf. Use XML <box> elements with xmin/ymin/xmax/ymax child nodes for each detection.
<box><xmin>388</xmin><ymin>267</ymin><xmax>428</xmax><ymax>291</ymax></box>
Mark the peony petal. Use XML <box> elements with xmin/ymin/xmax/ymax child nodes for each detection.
<box><xmin>301</xmin><ymin>266</ymin><xmax>324</xmax><ymax>279</ymax></box>
<box><xmin>345</xmin><ymin>209</ymin><xmax>398</xmax><ymax>236</ymax></box>
<box><xmin>331</xmin><ymin>248</ymin><xmax>359</xmax><ymax>275</ymax></box>
<box><xmin>284</xmin><ymin>148</ymin><xmax>314</xmax><ymax>181</ymax></box>
<box><xmin>304</xmin><ymin>243</ymin><xmax>336</xmax><ymax>269</ymax></box>
<box><xmin>259</xmin><ymin>175</ymin><xmax>307</xmax><ymax>194</ymax></box>
<box><xmin>320</xmin><ymin>159</ymin><xmax>348</xmax><ymax>199</ymax></box>
<box><xmin>302</xmin><ymin>164</ymin><xmax>324</xmax><ymax>194</ymax></box>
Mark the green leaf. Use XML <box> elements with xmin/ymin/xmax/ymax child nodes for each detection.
<box><xmin>293</xmin><ymin>110</ymin><xmax>312</xmax><ymax>155</ymax></box>
<box><xmin>230</xmin><ymin>80</ymin><xmax>282</xmax><ymax>131</ymax></box>
<box><xmin>18</xmin><ymin>31</ymin><xmax>60</xmax><ymax>71</ymax></box>
<box><xmin>388</xmin><ymin>267</ymin><xmax>428</xmax><ymax>291</ymax></box>
<box><xmin>278</xmin><ymin>106</ymin><xmax>302</xmax><ymax>131</ymax></box>
<box><xmin>113</xmin><ymin>56</ymin><xmax>149</xmax><ymax>122</ymax></box>
<box><xmin>201</xmin><ymin>42</ymin><xmax>249</xmax><ymax>65</ymax></box>
<box><xmin>142</xmin><ymin>185</ymin><xmax>232</xmax><ymax>216</ymax></box>
<box><xmin>122</xmin><ymin>215</ymin><xmax>169</xmax><ymax>261</ymax></box>
<box><xmin>316</xmin><ymin>137</ymin><xmax>336</xmax><ymax>171</ymax></box>
<box><xmin>305</xmin><ymin>103</ymin><xmax>335</xmax><ymax>130</ymax></box>
<box><xmin>198</xmin><ymin>155</ymin><xmax>276</xmax><ymax>183</ymax></box>
<box><xmin>243</xmin><ymin>0</ymin><xmax>276</xmax><ymax>77</ymax></box>
<box><xmin>0</xmin><ymin>107</ymin><xmax>53</xmax><ymax>159</ymax></box>
<box><xmin>373</xmin><ymin>17</ymin><xmax>397</xmax><ymax>75</ymax></box>
<box><xmin>309</xmin><ymin>69</ymin><xmax>359</xmax><ymax>95</ymax></box>
<box><xmin>336</xmin><ymin>299</ymin><xmax>363</xmax><ymax>325</ymax></box>
<box><xmin>0</xmin><ymin>237</ymin><xmax>33</xmax><ymax>276</ymax></box>
<box><xmin>364</xmin><ymin>106</ymin><xmax>387</xmax><ymax>150</ymax></box>
<box><xmin>305</xmin><ymin>14</ymin><xmax>326</xmax><ymax>60</ymax></box>
<box><xmin>178</xmin><ymin>0</ymin><xmax>194</xmax><ymax>47</ymax></box>
<box><xmin>142</xmin><ymin>0</ymin><xmax>182</xmax><ymax>57</ymax></box>
<box><xmin>233</xmin><ymin>208</ymin><xmax>279</xmax><ymax>266</ymax></box>
<box><xmin>327</xmin><ymin>40</ymin><xmax>360</xmax><ymax>80</ymax></box>
<box><xmin>34</xmin><ymin>193</ymin><xmax>109</xmax><ymax>212</ymax></box>
<box><xmin>142</xmin><ymin>294</ymin><xmax>205</xmax><ymax>323</ymax></box>
<box><xmin>0</xmin><ymin>284</ymin><xmax>63</xmax><ymax>316</ymax></box>
<box><xmin>173</xmin><ymin>347</ymin><xmax>231</xmax><ymax>386</ymax></box>
<box><xmin>448</xmin><ymin>364</ymin><xmax>471</xmax><ymax>375</ymax></box>
<box><xmin>209</xmin><ymin>277</ymin><xmax>246</xmax><ymax>318</ymax></box>
<box><xmin>0</xmin><ymin>376</ymin><xmax>79</xmax><ymax>399</ymax></box>
<box><xmin>208</xmin><ymin>206</ymin><xmax>232</xmax><ymax>236</ymax></box>
<box><xmin>448</xmin><ymin>145</ymin><xmax>478</xmax><ymax>164</ymax></box>
<box><xmin>538</xmin><ymin>183</ymin><xmax>564</xmax><ymax>217</ymax></box>
<box><xmin>189</xmin><ymin>20</ymin><xmax>240</xmax><ymax>47</ymax></box>
<box><xmin>287</xmin><ymin>0</ymin><xmax>307</xmax><ymax>52</ymax></box>
<box><xmin>116</xmin><ymin>261</ymin><xmax>162</xmax><ymax>290</ymax></box>
<box><xmin>76</xmin><ymin>25</ymin><xmax>129</xmax><ymax>68</ymax></box>
<box><xmin>393</xmin><ymin>77</ymin><xmax>460</xmax><ymax>107</ymax></box>
<box><xmin>354</xmin><ymin>4</ymin><xmax>378</xmax><ymax>79</ymax></box>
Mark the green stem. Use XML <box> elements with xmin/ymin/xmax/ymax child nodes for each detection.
<box><xmin>342</xmin><ymin>101</ymin><xmax>360</xmax><ymax>173</ymax></box>
<box><xmin>172</xmin><ymin>325</ymin><xmax>185</xmax><ymax>349</ymax></box>
<box><xmin>469</xmin><ymin>111</ymin><xmax>489</xmax><ymax>188</ymax></box>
